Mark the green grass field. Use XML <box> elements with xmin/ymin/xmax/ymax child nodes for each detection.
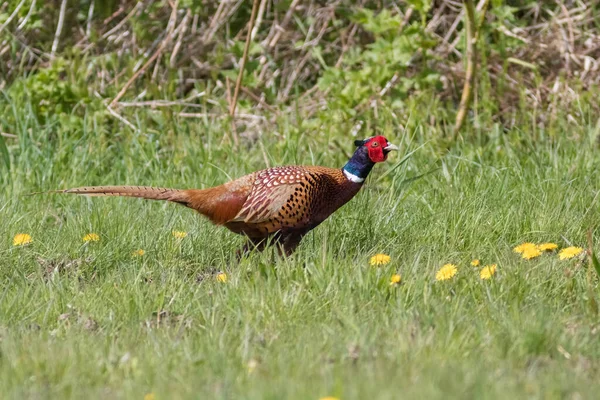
<box><xmin>2</xmin><ymin>100</ymin><xmax>600</xmax><ymax>399</ymax></box>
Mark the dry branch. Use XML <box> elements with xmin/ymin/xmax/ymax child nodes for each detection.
<box><xmin>241</xmin><ymin>87</ymin><xmax>277</xmax><ymax>113</ymax></box>
<box><xmin>17</xmin><ymin>0</ymin><xmax>37</xmax><ymax>31</ymax></box>
<box><xmin>51</xmin><ymin>0</ymin><xmax>68</xmax><ymax>57</ymax></box>
<box><xmin>170</xmin><ymin>9</ymin><xmax>191</xmax><ymax>67</ymax></box>
<box><xmin>251</xmin><ymin>0</ymin><xmax>268</xmax><ymax>41</ymax></box>
<box><xmin>85</xmin><ymin>0</ymin><xmax>94</xmax><ymax>38</ymax></box>
<box><xmin>267</xmin><ymin>0</ymin><xmax>301</xmax><ymax>48</ymax></box>
<box><xmin>106</xmin><ymin>106</ymin><xmax>138</xmax><ymax>131</ymax></box>
<box><xmin>109</xmin><ymin>1</ymin><xmax>178</xmax><ymax>107</ymax></box>
<box><xmin>453</xmin><ymin>0</ymin><xmax>477</xmax><ymax>134</ymax></box>
<box><xmin>0</xmin><ymin>0</ymin><xmax>26</xmax><ymax>34</ymax></box>
<box><xmin>102</xmin><ymin>2</ymin><xmax>143</xmax><ymax>40</ymax></box>
<box><xmin>229</xmin><ymin>0</ymin><xmax>261</xmax><ymax>117</ymax></box>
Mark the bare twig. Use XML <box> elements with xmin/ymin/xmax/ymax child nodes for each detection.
<box><xmin>496</xmin><ymin>25</ymin><xmax>530</xmax><ymax>43</ymax></box>
<box><xmin>225</xmin><ymin>77</ymin><xmax>233</xmax><ymax>112</ymax></box>
<box><xmin>170</xmin><ymin>9</ymin><xmax>191</xmax><ymax>67</ymax></box>
<box><xmin>229</xmin><ymin>0</ymin><xmax>261</xmax><ymax>117</ymax></box>
<box><xmin>111</xmin><ymin>45</ymin><xmax>166</xmax><ymax>106</ymax></box>
<box><xmin>251</xmin><ymin>0</ymin><xmax>268</xmax><ymax>41</ymax></box>
<box><xmin>268</xmin><ymin>0</ymin><xmax>301</xmax><ymax>48</ymax></box>
<box><xmin>203</xmin><ymin>0</ymin><xmax>244</xmax><ymax>43</ymax></box>
<box><xmin>102</xmin><ymin>2</ymin><xmax>142</xmax><ymax>39</ymax></box>
<box><xmin>522</xmin><ymin>10</ymin><xmax>591</xmax><ymax>31</ymax></box>
<box><xmin>0</xmin><ymin>0</ymin><xmax>27</xmax><ymax>34</ymax></box>
<box><xmin>334</xmin><ymin>23</ymin><xmax>358</xmax><ymax>68</ymax></box>
<box><xmin>191</xmin><ymin>13</ymin><xmax>199</xmax><ymax>35</ymax></box>
<box><xmin>447</xmin><ymin>0</ymin><xmax>488</xmax><ymax>55</ymax></box>
<box><xmin>401</xmin><ymin>7</ymin><xmax>414</xmax><ymax>30</ymax></box>
<box><xmin>1</xmin><ymin>132</ymin><xmax>18</xmax><ymax>139</ymax></box>
<box><xmin>109</xmin><ymin>1</ymin><xmax>178</xmax><ymax>107</ymax></box>
<box><xmin>280</xmin><ymin>52</ymin><xmax>311</xmax><ymax>102</ymax></box>
<box><xmin>17</xmin><ymin>0</ymin><xmax>37</xmax><ymax>31</ymax></box>
<box><xmin>203</xmin><ymin>1</ymin><xmax>226</xmax><ymax>42</ymax></box>
<box><xmin>106</xmin><ymin>106</ymin><xmax>138</xmax><ymax>131</ymax></box>
<box><xmin>85</xmin><ymin>0</ymin><xmax>94</xmax><ymax>38</ymax></box>
<box><xmin>179</xmin><ymin>113</ymin><xmax>265</xmax><ymax>121</ymax></box>
<box><xmin>103</xmin><ymin>6</ymin><xmax>124</xmax><ymax>25</ymax></box>
<box><xmin>117</xmin><ymin>100</ymin><xmax>204</xmax><ymax>108</ymax></box>
<box><xmin>443</xmin><ymin>7</ymin><xmax>466</xmax><ymax>44</ymax></box>
<box><xmin>241</xmin><ymin>87</ymin><xmax>277</xmax><ymax>113</ymax></box>
<box><xmin>379</xmin><ymin>73</ymin><xmax>399</xmax><ymax>97</ymax></box>
<box><xmin>225</xmin><ymin>77</ymin><xmax>239</xmax><ymax>147</ymax></box>
<box><xmin>426</xmin><ymin>3</ymin><xmax>446</xmax><ymax>33</ymax></box>
<box><xmin>51</xmin><ymin>0</ymin><xmax>68</xmax><ymax>58</ymax></box>
<box><xmin>454</xmin><ymin>0</ymin><xmax>477</xmax><ymax>134</ymax></box>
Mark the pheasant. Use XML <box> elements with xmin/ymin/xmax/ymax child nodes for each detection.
<box><xmin>60</xmin><ymin>136</ymin><xmax>398</xmax><ymax>255</ymax></box>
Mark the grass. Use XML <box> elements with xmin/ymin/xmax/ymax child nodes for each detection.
<box><xmin>1</xmin><ymin>98</ymin><xmax>600</xmax><ymax>399</ymax></box>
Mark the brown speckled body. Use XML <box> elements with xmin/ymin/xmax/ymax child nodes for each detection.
<box><xmin>184</xmin><ymin>166</ymin><xmax>363</xmax><ymax>254</ymax></box>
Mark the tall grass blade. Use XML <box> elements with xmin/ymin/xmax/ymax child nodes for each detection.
<box><xmin>586</xmin><ymin>229</ymin><xmax>599</xmax><ymax>317</ymax></box>
<box><xmin>587</xmin><ymin>229</ymin><xmax>600</xmax><ymax>279</ymax></box>
<box><xmin>0</xmin><ymin>134</ymin><xmax>9</xmax><ymax>172</ymax></box>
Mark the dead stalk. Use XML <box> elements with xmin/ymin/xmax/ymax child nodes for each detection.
<box><xmin>85</xmin><ymin>0</ymin><xmax>94</xmax><ymax>38</ymax></box>
<box><xmin>268</xmin><ymin>0</ymin><xmax>301</xmax><ymax>48</ymax></box>
<box><xmin>170</xmin><ymin>9</ymin><xmax>191</xmax><ymax>67</ymax></box>
<box><xmin>17</xmin><ymin>0</ymin><xmax>37</xmax><ymax>31</ymax></box>
<box><xmin>109</xmin><ymin>1</ymin><xmax>178</xmax><ymax>107</ymax></box>
<box><xmin>453</xmin><ymin>0</ymin><xmax>477</xmax><ymax>135</ymax></box>
<box><xmin>0</xmin><ymin>0</ymin><xmax>26</xmax><ymax>34</ymax></box>
<box><xmin>51</xmin><ymin>0</ymin><xmax>68</xmax><ymax>57</ymax></box>
<box><xmin>229</xmin><ymin>0</ymin><xmax>261</xmax><ymax>118</ymax></box>
<box><xmin>251</xmin><ymin>0</ymin><xmax>268</xmax><ymax>41</ymax></box>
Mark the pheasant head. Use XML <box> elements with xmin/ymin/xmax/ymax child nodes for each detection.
<box><xmin>343</xmin><ymin>136</ymin><xmax>398</xmax><ymax>183</ymax></box>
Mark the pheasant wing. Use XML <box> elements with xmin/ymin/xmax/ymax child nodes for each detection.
<box><xmin>231</xmin><ymin>167</ymin><xmax>316</xmax><ymax>230</ymax></box>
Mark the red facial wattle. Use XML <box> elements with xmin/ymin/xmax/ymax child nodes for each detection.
<box><xmin>366</xmin><ymin>136</ymin><xmax>391</xmax><ymax>163</ymax></box>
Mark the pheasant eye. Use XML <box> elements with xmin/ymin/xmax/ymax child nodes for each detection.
<box><xmin>371</xmin><ymin>142</ymin><xmax>379</xmax><ymax>147</ymax></box>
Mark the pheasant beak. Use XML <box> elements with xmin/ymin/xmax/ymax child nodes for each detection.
<box><xmin>384</xmin><ymin>143</ymin><xmax>399</xmax><ymax>152</ymax></box>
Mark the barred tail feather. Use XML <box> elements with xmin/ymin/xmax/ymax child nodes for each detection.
<box><xmin>57</xmin><ymin>183</ymin><xmax>247</xmax><ymax>226</ymax></box>
<box><xmin>62</xmin><ymin>186</ymin><xmax>189</xmax><ymax>205</ymax></box>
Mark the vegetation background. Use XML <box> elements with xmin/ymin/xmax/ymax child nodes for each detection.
<box><xmin>1</xmin><ymin>0</ymin><xmax>600</xmax><ymax>398</ymax></box>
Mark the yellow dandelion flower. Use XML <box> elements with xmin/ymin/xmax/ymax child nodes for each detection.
<box><xmin>369</xmin><ymin>253</ymin><xmax>391</xmax><ymax>266</ymax></box>
<box><xmin>522</xmin><ymin>247</ymin><xmax>542</xmax><ymax>260</ymax></box>
<box><xmin>435</xmin><ymin>264</ymin><xmax>458</xmax><ymax>281</ymax></box>
<box><xmin>13</xmin><ymin>233</ymin><xmax>32</xmax><ymax>246</ymax></box>
<box><xmin>513</xmin><ymin>242</ymin><xmax>537</xmax><ymax>254</ymax></box>
<box><xmin>133</xmin><ymin>249</ymin><xmax>145</xmax><ymax>257</ymax></box>
<box><xmin>319</xmin><ymin>397</ymin><xmax>340</xmax><ymax>400</ymax></box>
<box><xmin>389</xmin><ymin>274</ymin><xmax>402</xmax><ymax>285</ymax></box>
<box><xmin>538</xmin><ymin>243</ymin><xmax>558</xmax><ymax>252</ymax></box>
<box><xmin>172</xmin><ymin>230</ymin><xmax>187</xmax><ymax>239</ymax></box>
<box><xmin>216</xmin><ymin>272</ymin><xmax>228</xmax><ymax>283</ymax></box>
<box><xmin>559</xmin><ymin>246</ymin><xmax>584</xmax><ymax>260</ymax></box>
<box><xmin>480</xmin><ymin>264</ymin><xmax>497</xmax><ymax>280</ymax></box>
<box><xmin>144</xmin><ymin>393</ymin><xmax>155</xmax><ymax>400</ymax></box>
<box><xmin>83</xmin><ymin>233</ymin><xmax>100</xmax><ymax>242</ymax></box>
<box><xmin>470</xmin><ymin>259</ymin><xmax>480</xmax><ymax>267</ymax></box>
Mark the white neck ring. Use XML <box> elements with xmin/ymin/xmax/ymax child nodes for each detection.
<box><xmin>343</xmin><ymin>169</ymin><xmax>365</xmax><ymax>183</ymax></box>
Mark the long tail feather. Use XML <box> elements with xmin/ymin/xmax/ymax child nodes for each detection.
<box><xmin>40</xmin><ymin>184</ymin><xmax>239</xmax><ymax>226</ymax></box>
<box><xmin>61</xmin><ymin>185</ymin><xmax>189</xmax><ymax>204</ymax></box>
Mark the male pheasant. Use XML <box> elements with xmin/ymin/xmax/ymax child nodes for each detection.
<box><xmin>60</xmin><ymin>136</ymin><xmax>398</xmax><ymax>255</ymax></box>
